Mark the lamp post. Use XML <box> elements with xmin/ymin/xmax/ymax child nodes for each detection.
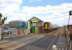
<box><xmin>65</xmin><ymin>10</ymin><xmax>72</xmax><ymax>50</ymax></box>
<box><xmin>69</xmin><ymin>10</ymin><xmax>72</xmax><ymax>50</ymax></box>
<box><xmin>64</xmin><ymin>10</ymin><xmax>72</xmax><ymax>50</ymax></box>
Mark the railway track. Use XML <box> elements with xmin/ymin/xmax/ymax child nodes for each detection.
<box><xmin>15</xmin><ymin>29</ymin><xmax>61</xmax><ymax>50</ymax></box>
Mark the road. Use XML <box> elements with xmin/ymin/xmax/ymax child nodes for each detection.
<box><xmin>15</xmin><ymin>28</ymin><xmax>67</xmax><ymax>50</ymax></box>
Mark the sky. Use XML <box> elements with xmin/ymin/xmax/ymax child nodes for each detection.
<box><xmin>0</xmin><ymin>0</ymin><xmax>72</xmax><ymax>26</ymax></box>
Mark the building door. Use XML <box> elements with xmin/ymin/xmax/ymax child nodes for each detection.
<box><xmin>30</xmin><ymin>22</ymin><xmax>37</xmax><ymax>33</ymax></box>
<box><xmin>30</xmin><ymin>26</ymin><xmax>35</xmax><ymax>33</ymax></box>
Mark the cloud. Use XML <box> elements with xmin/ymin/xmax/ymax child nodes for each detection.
<box><xmin>0</xmin><ymin>0</ymin><xmax>22</xmax><ymax>15</ymax></box>
<box><xmin>21</xmin><ymin>3</ymin><xmax>72</xmax><ymax>26</ymax></box>
<box><xmin>0</xmin><ymin>0</ymin><xmax>22</xmax><ymax>23</ymax></box>
<box><xmin>0</xmin><ymin>0</ymin><xmax>72</xmax><ymax>26</ymax></box>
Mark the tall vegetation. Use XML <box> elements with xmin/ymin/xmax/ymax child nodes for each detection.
<box><xmin>0</xmin><ymin>13</ymin><xmax>7</xmax><ymax>40</ymax></box>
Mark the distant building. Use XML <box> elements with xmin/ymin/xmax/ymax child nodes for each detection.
<box><xmin>9</xmin><ymin>21</ymin><xmax>27</xmax><ymax>29</ymax></box>
<box><xmin>8</xmin><ymin>20</ymin><xmax>27</xmax><ymax>36</ymax></box>
<box><xmin>2</xmin><ymin>28</ymin><xmax>16</xmax><ymax>39</ymax></box>
<box><xmin>27</xmin><ymin>17</ymin><xmax>43</xmax><ymax>33</ymax></box>
<box><xmin>2</xmin><ymin>24</ymin><xmax>17</xmax><ymax>39</ymax></box>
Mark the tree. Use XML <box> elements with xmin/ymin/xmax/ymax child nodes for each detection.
<box><xmin>0</xmin><ymin>13</ymin><xmax>7</xmax><ymax>40</ymax></box>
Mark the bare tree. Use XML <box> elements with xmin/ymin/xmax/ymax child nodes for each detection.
<box><xmin>0</xmin><ymin>13</ymin><xmax>7</xmax><ymax>40</ymax></box>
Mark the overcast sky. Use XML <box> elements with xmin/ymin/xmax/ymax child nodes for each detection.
<box><xmin>0</xmin><ymin>0</ymin><xmax>72</xmax><ymax>26</ymax></box>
